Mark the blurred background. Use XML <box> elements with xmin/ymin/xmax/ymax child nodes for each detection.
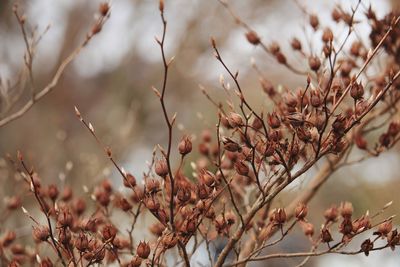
<box><xmin>0</xmin><ymin>0</ymin><xmax>399</xmax><ymax>266</ymax></box>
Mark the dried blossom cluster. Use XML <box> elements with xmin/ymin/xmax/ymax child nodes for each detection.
<box><xmin>1</xmin><ymin>1</ymin><xmax>400</xmax><ymax>267</ymax></box>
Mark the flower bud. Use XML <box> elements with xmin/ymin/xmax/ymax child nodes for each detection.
<box><xmin>32</xmin><ymin>226</ymin><xmax>50</xmax><ymax>242</ymax></box>
<box><xmin>178</xmin><ymin>136</ymin><xmax>192</xmax><ymax>155</ymax></box>
<box><xmin>324</xmin><ymin>206</ymin><xmax>338</xmax><ymax>222</ymax></box>
<box><xmin>291</xmin><ymin>38</ymin><xmax>302</xmax><ymax>50</ymax></box>
<box><xmin>234</xmin><ymin>160</ymin><xmax>249</xmax><ymax>176</ymax></box>
<box><xmin>228</xmin><ymin>112</ymin><xmax>243</xmax><ymax>128</ymax></box>
<box><xmin>123</xmin><ymin>173</ymin><xmax>137</xmax><ymax>188</ymax></box>
<box><xmin>155</xmin><ymin>159</ymin><xmax>169</xmax><ymax>177</ymax></box>
<box><xmin>308</xmin><ymin>56</ymin><xmax>321</xmax><ymax>72</ymax></box>
<box><xmin>321</xmin><ymin>227</ymin><xmax>333</xmax><ymax>243</ymax></box>
<box><xmin>137</xmin><ymin>241</ymin><xmax>151</xmax><ymax>259</ymax></box>
<box><xmin>295</xmin><ymin>203</ymin><xmax>308</xmax><ymax>220</ymax></box>
<box><xmin>145</xmin><ymin>179</ymin><xmax>160</xmax><ymax>194</ymax></box>
<box><xmin>309</xmin><ymin>14</ymin><xmax>319</xmax><ymax>29</ymax></box>
<box><xmin>75</xmin><ymin>232</ymin><xmax>89</xmax><ymax>252</ymax></box>
<box><xmin>350</xmin><ymin>82</ymin><xmax>364</xmax><ymax>100</ymax></box>
<box><xmin>340</xmin><ymin>202</ymin><xmax>353</xmax><ymax>218</ymax></box>
<box><xmin>102</xmin><ymin>224</ymin><xmax>117</xmax><ymax>241</ymax></box>
<box><xmin>245</xmin><ymin>31</ymin><xmax>260</xmax><ymax>45</ymax></box>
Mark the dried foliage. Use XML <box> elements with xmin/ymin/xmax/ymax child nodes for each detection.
<box><xmin>1</xmin><ymin>1</ymin><xmax>400</xmax><ymax>267</ymax></box>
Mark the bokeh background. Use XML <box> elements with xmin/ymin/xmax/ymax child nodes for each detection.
<box><xmin>0</xmin><ymin>0</ymin><xmax>399</xmax><ymax>266</ymax></box>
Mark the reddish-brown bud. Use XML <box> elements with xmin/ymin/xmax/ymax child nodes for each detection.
<box><xmin>136</xmin><ymin>241</ymin><xmax>151</xmax><ymax>259</ymax></box>
<box><xmin>155</xmin><ymin>159</ymin><xmax>169</xmax><ymax>177</ymax></box>
<box><xmin>320</xmin><ymin>227</ymin><xmax>333</xmax><ymax>243</ymax></box>
<box><xmin>234</xmin><ymin>160</ymin><xmax>249</xmax><ymax>176</ymax></box>
<box><xmin>324</xmin><ymin>206</ymin><xmax>339</xmax><ymax>222</ymax></box>
<box><xmin>245</xmin><ymin>31</ymin><xmax>260</xmax><ymax>45</ymax></box>
<box><xmin>178</xmin><ymin>136</ymin><xmax>192</xmax><ymax>155</ymax></box>
<box><xmin>308</xmin><ymin>56</ymin><xmax>321</xmax><ymax>72</ymax></box>
<box><xmin>295</xmin><ymin>203</ymin><xmax>308</xmax><ymax>220</ymax></box>
<box><xmin>32</xmin><ymin>226</ymin><xmax>50</xmax><ymax>242</ymax></box>
<box><xmin>102</xmin><ymin>224</ymin><xmax>117</xmax><ymax>241</ymax></box>
<box><xmin>75</xmin><ymin>232</ymin><xmax>89</xmax><ymax>252</ymax></box>
<box><xmin>309</xmin><ymin>14</ymin><xmax>319</xmax><ymax>30</ymax></box>
<box><xmin>124</xmin><ymin>173</ymin><xmax>137</xmax><ymax>188</ymax></box>
<box><xmin>291</xmin><ymin>38</ymin><xmax>302</xmax><ymax>50</ymax></box>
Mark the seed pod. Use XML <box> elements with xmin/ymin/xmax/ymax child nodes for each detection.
<box><xmin>245</xmin><ymin>31</ymin><xmax>260</xmax><ymax>45</ymax></box>
<box><xmin>57</xmin><ymin>208</ymin><xmax>73</xmax><ymax>228</ymax></box>
<box><xmin>295</xmin><ymin>203</ymin><xmax>308</xmax><ymax>220</ymax></box>
<box><xmin>102</xmin><ymin>224</ymin><xmax>117</xmax><ymax>241</ymax></box>
<box><xmin>228</xmin><ymin>112</ymin><xmax>243</xmax><ymax>128</ymax></box>
<box><xmin>291</xmin><ymin>38</ymin><xmax>302</xmax><ymax>50</ymax></box>
<box><xmin>308</xmin><ymin>56</ymin><xmax>321</xmax><ymax>72</ymax></box>
<box><xmin>136</xmin><ymin>241</ymin><xmax>151</xmax><ymax>259</ymax></box>
<box><xmin>324</xmin><ymin>206</ymin><xmax>338</xmax><ymax>222</ymax></box>
<box><xmin>361</xmin><ymin>239</ymin><xmax>373</xmax><ymax>256</ymax></box>
<box><xmin>267</xmin><ymin>112</ymin><xmax>280</xmax><ymax>128</ymax></box>
<box><xmin>123</xmin><ymin>173</ymin><xmax>137</xmax><ymax>188</ymax></box>
<box><xmin>75</xmin><ymin>232</ymin><xmax>89</xmax><ymax>252</ymax></box>
<box><xmin>340</xmin><ymin>202</ymin><xmax>353</xmax><ymax>218</ymax></box>
<box><xmin>155</xmin><ymin>159</ymin><xmax>169</xmax><ymax>177</ymax></box>
<box><xmin>350</xmin><ymin>82</ymin><xmax>364</xmax><ymax>100</ymax></box>
<box><xmin>309</xmin><ymin>14</ymin><xmax>319</xmax><ymax>30</ymax></box>
<box><xmin>354</xmin><ymin>134</ymin><xmax>367</xmax><ymax>150</ymax></box>
<box><xmin>32</xmin><ymin>226</ymin><xmax>50</xmax><ymax>242</ymax></box>
<box><xmin>145</xmin><ymin>179</ymin><xmax>160</xmax><ymax>194</ymax></box>
<box><xmin>178</xmin><ymin>135</ymin><xmax>192</xmax><ymax>155</ymax></box>
<box><xmin>234</xmin><ymin>160</ymin><xmax>249</xmax><ymax>176</ymax></box>
<box><xmin>320</xmin><ymin>227</ymin><xmax>333</xmax><ymax>243</ymax></box>
<box><xmin>322</xmin><ymin>28</ymin><xmax>333</xmax><ymax>43</ymax></box>
<box><xmin>302</xmin><ymin>222</ymin><xmax>314</xmax><ymax>236</ymax></box>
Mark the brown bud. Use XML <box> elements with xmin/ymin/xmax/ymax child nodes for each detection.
<box><xmin>308</xmin><ymin>56</ymin><xmax>321</xmax><ymax>72</ymax></box>
<box><xmin>302</xmin><ymin>222</ymin><xmax>314</xmax><ymax>236</ymax></box>
<box><xmin>200</xmin><ymin>170</ymin><xmax>216</xmax><ymax>187</ymax></box>
<box><xmin>355</xmin><ymin>135</ymin><xmax>367</xmax><ymax>150</ymax></box>
<box><xmin>270</xmin><ymin>208</ymin><xmax>286</xmax><ymax>225</ymax></box>
<box><xmin>99</xmin><ymin>2</ymin><xmax>110</xmax><ymax>16</ymax></box>
<box><xmin>340</xmin><ymin>202</ymin><xmax>353</xmax><ymax>218</ymax></box>
<box><xmin>361</xmin><ymin>239</ymin><xmax>373</xmax><ymax>256</ymax></box>
<box><xmin>75</xmin><ymin>232</ymin><xmax>89</xmax><ymax>252</ymax></box>
<box><xmin>310</xmin><ymin>90</ymin><xmax>322</xmax><ymax>107</ymax></box>
<box><xmin>137</xmin><ymin>241</ymin><xmax>151</xmax><ymax>259</ymax></box>
<box><xmin>291</xmin><ymin>38</ymin><xmax>302</xmax><ymax>50</ymax></box>
<box><xmin>145</xmin><ymin>179</ymin><xmax>160</xmax><ymax>194</ymax></box>
<box><xmin>324</xmin><ymin>206</ymin><xmax>338</xmax><ymax>222</ymax></box>
<box><xmin>223</xmin><ymin>138</ymin><xmax>241</xmax><ymax>152</ymax></box>
<box><xmin>245</xmin><ymin>31</ymin><xmax>260</xmax><ymax>45</ymax></box>
<box><xmin>178</xmin><ymin>136</ymin><xmax>192</xmax><ymax>155</ymax></box>
<box><xmin>322</xmin><ymin>28</ymin><xmax>333</xmax><ymax>43</ymax></box>
<box><xmin>350</xmin><ymin>82</ymin><xmax>364</xmax><ymax>100</ymax></box>
<box><xmin>332</xmin><ymin>8</ymin><xmax>341</xmax><ymax>22</ymax></box>
<box><xmin>388</xmin><ymin>122</ymin><xmax>400</xmax><ymax>137</ymax></box>
<box><xmin>127</xmin><ymin>256</ymin><xmax>142</xmax><ymax>267</ymax></box>
<box><xmin>145</xmin><ymin>197</ymin><xmax>160</xmax><ymax>211</ymax></box>
<box><xmin>260</xmin><ymin>78</ymin><xmax>275</xmax><ymax>96</ymax></box>
<box><xmin>228</xmin><ymin>112</ymin><xmax>243</xmax><ymax>128</ymax></box>
<box><xmin>234</xmin><ymin>160</ymin><xmax>249</xmax><ymax>176</ymax></box>
<box><xmin>320</xmin><ymin>227</ymin><xmax>333</xmax><ymax>243</ymax></box>
<box><xmin>295</xmin><ymin>203</ymin><xmax>308</xmax><ymax>220</ymax></box>
<box><xmin>267</xmin><ymin>112</ymin><xmax>281</xmax><ymax>128</ymax></box>
<box><xmin>149</xmin><ymin>222</ymin><xmax>165</xmax><ymax>236</ymax></box>
<box><xmin>155</xmin><ymin>159</ymin><xmax>169</xmax><ymax>177</ymax></box>
<box><xmin>119</xmin><ymin>197</ymin><xmax>133</xmax><ymax>212</ymax></box>
<box><xmin>276</xmin><ymin>52</ymin><xmax>287</xmax><ymax>64</ymax></box>
<box><xmin>376</xmin><ymin>221</ymin><xmax>392</xmax><ymax>236</ymax></box>
<box><xmin>32</xmin><ymin>226</ymin><xmax>50</xmax><ymax>242</ymax></box>
<box><xmin>124</xmin><ymin>173</ymin><xmax>137</xmax><ymax>188</ymax></box>
<box><xmin>57</xmin><ymin>208</ymin><xmax>73</xmax><ymax>227</ymax></box>
<box><xmin>309</xmin><ymin>14</ymin><xmax>319</xmax><ymax>30</ymax></box>
<box><xmin>102</xmin><ymin>224</ymin><xmax>117</xmax><ymax>241</ymax></box>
